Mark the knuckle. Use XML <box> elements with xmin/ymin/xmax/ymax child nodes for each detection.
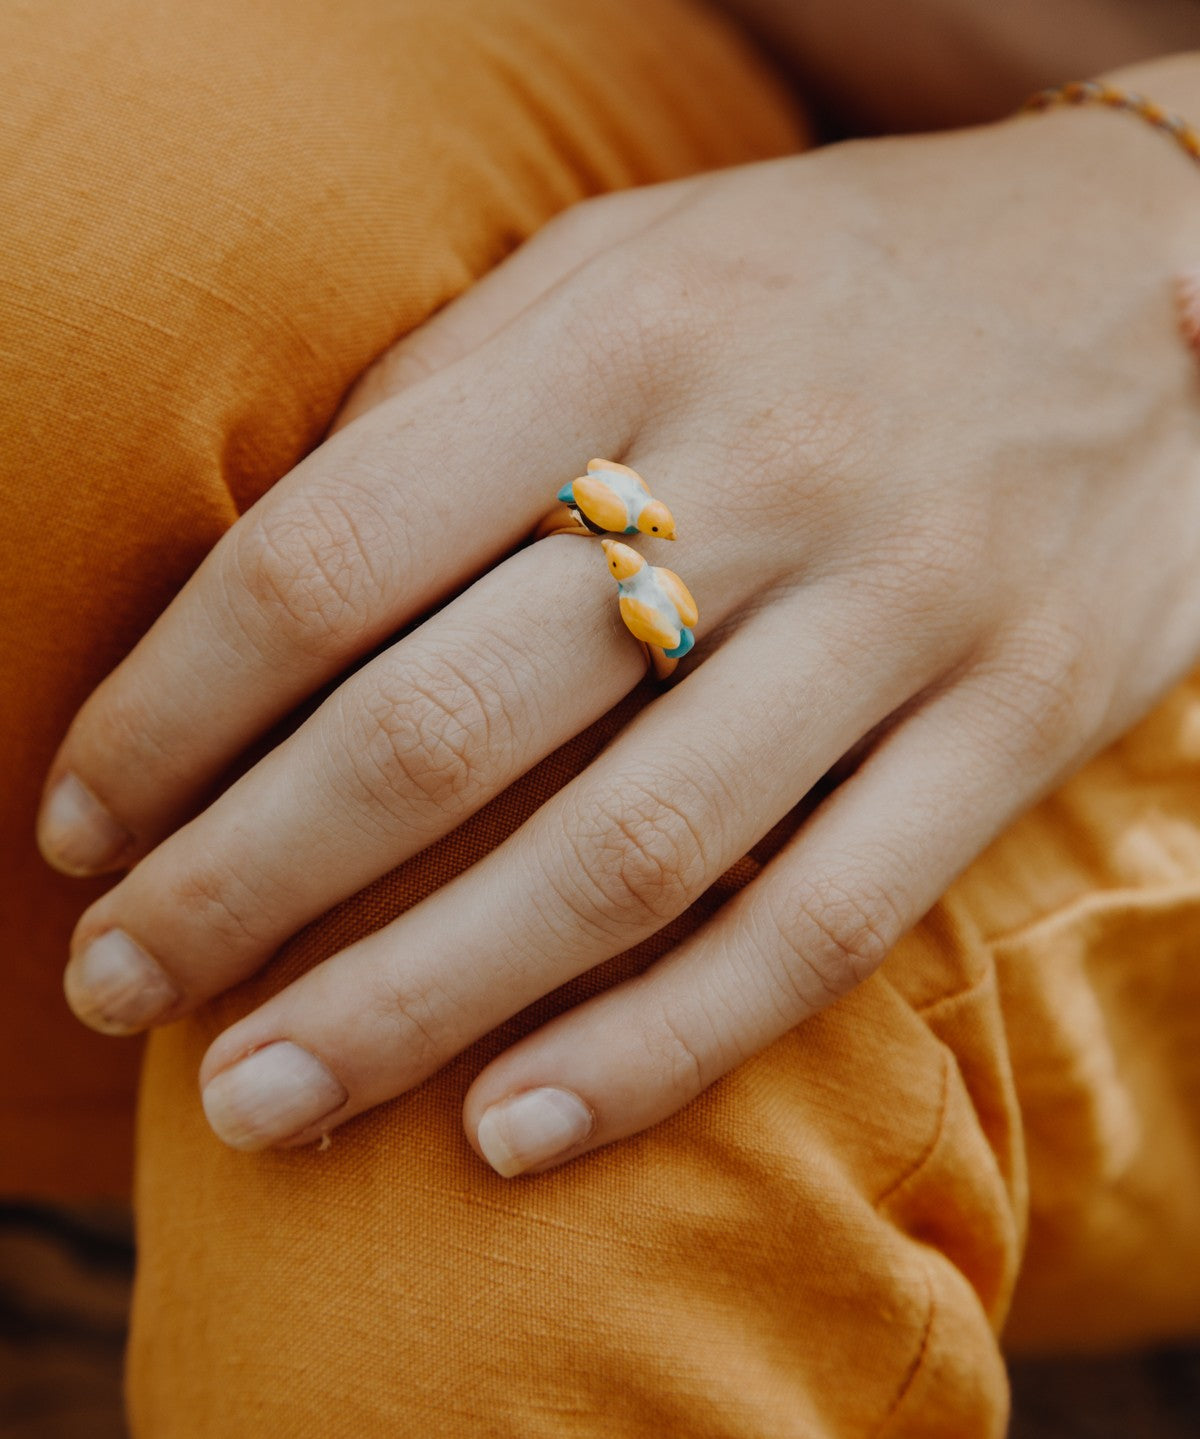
<box><xmin>886</xmin><ymin>513</ymin><xmax>984</xmax><ymax>605</ymax></box>
<box><xmin>560</xmin><ymin>779</ymin><xmax>711</xmax><ymax>936</ymax></box>
<box><xmin>615</xmin><ymin>255</ymin><xmax>724</xmax><ymax>379</ymax></box>
<box><xmin>168</xmin><ymin>852</ymin><xmax>272</xmax><ymax>957</ymax></box>
<box><xmin>543</xmin><ymin>250</ymin><xmax>717</xmax><ymax>405</ymax></box>
<box><xmin>73</xmin><ymin>669</ymin><xmax>187</xmax><ymax>788</ymax></box>
<box><xmin>362</xmin><ymin>968</ymin><xmax>446</xmax><ymax>1073</ymax></box>
<box><xmin>983</xmin><ymin>614</ymin><xmax>1105</xmax><ymax>769</ymax></box>
<box><xmin>357</xmin><ymin>342</ymin><xmax>442</xmax><ymax>402</ymax></box>
<box><xmin>641</xmin><ymin>1000</ymin><xmax>709</xmax><ymax>1096</ymax></box>
<box><xmin>844</xmin><ymin>503</ymin><xmax>987</xmax><ymax>611</ymax></box>
<box><xmin>538</xmin><ymin>193</ymin><xmax>611</xmax><ymax>249</ymax></box>
<box><xmin>772</xmin><ymin>871</ymin><xmax>902</xmax><ymax>1004</ymax></box>
<box><xmin>346</xmin><ymin>659</ymin><xmax>500</xmax><ymax>818</ymax></box>
<box><xmin>359</xmin><ymin>317</ymin><xmax>480</xmax><ymax>399</ymax></box>
<box><xmin>232</xmin><ymin>493</ymin><xmax>386</xmax><ymax>660</ymax></box>
<box><xmin>689</xmin><ymin>395</ymin><xmax>850</xmax><ymax>533</ymax></box>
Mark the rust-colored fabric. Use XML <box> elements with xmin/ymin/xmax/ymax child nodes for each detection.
<box><xmin>1</xmin><ymin>1</ymin><xmax>1199</xmax><ymax>1434</ymax></box>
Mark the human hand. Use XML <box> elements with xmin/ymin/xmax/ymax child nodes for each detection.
<box><xmin>37</xmin><ymin>97</ymin><xmax>1200</xmax><ymax>1176</ymax></box>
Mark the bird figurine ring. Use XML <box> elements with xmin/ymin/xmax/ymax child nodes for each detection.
<box><xmin>535</xmin><ymin>460</ymin><xmax>696</xmax><ymax>679</ymax></box>
<box><xmin>600</xmin><ymin>538</ymin><xmax>698</xmax><ymax>680</ymax></box>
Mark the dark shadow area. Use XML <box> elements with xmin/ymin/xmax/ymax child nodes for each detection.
<box><xmin>1009</xmin><ymin>1347</ymin><xmax>1200</xmax><ymax>1439</ymax></box>
<box><xmin>0</xmin><ymin>1202</ymin><xmax>132</xmax><ymax>1439</ymax></box>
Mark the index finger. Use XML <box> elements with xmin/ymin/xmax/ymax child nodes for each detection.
<box><xmin>36</xmin><ymin>294</ymin><xmax>629</xmax><ymax>874</ymax></box>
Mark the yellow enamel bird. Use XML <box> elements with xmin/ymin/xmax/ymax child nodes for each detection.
<box><xmin>557</xmin><ymin>459</ymin><xmax>677</xmax><ymax>539</ymax></box>
<box><xmin>601</xmin><ymin>539</ymin><xmax>698</xmax><ymax>665</ymax></box>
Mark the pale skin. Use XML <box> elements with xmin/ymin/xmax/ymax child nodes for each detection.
<box><xmin>34</xmin><ymin>45</ymin><xmax>1200</xmax><ymax>1177</ymax></box>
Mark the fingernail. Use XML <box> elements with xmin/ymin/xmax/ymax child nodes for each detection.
<box><xmin>38</xmin><ymin>772</ymin><xmax>133</xmax><ymax>875</ymax></box>
<box><xmin>64</xmin><ymin>929</ymin><xmax>181</xmax><ymax>1035</ymax></box>
<box><xmin>201</xmin><ymin>1042</ymin><xmax>348</xmax><ymax>1151</ymax></box>
<box><xmin>476</xmin><ymin>1087</ymin><xmax>594</xmax><ymax>1178</ymax></box>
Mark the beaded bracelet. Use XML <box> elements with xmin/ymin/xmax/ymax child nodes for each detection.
<box><xmin>1023</xmin><ymin>80</ymin><xmax>1200</xmax><ymax>168</ymax></box>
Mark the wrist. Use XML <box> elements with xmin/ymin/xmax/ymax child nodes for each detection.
<box><xmin>983</xmin><ymin>65</ymin><xmax>1200</xmax><ymax>541</ymax></box>
<box><xmin>992</xmin><ymin>56</ymin><xmax>1200</xmax><ymax>276</ymax></box>
<box><xmin>818</xmin><ymin>91</ymin><xmax>1200</xmax><ymax>458</ymax></box>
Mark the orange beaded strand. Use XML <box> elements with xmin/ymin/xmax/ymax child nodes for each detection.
<box><xmin>1023</xmin><ymin>80</ymin><xmax>1200</xmax><ymax>166</ymax></box>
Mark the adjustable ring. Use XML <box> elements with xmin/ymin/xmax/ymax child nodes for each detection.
<box><xmin>536</xmin><ymin>460</ymin><xmax>697</xmax><ymax>679</ymax></box>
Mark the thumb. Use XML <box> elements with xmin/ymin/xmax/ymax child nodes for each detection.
<box><xmin>330</xmin><ymin>175</ymin><xmax>705</xmax><ymax>433</ymax></box>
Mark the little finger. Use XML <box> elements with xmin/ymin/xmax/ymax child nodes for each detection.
<box><xmin>462</xmin><ymin>666</ymin><xmax>1084</xmax><ymax>1175</ymax></box>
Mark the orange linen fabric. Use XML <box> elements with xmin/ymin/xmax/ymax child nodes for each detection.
<box><xmin>1</xmin><ymin>1</ymin><xmax>1199</xmax><ymax>1435</ymax></box>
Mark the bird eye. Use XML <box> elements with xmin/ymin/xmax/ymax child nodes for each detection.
<box><xmin>651</xmin><ymin>526</ymin><xmax>659</xmax><ymax>531</ymax></box>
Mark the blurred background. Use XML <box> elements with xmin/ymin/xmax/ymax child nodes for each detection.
<box><xmin>2</xmin><ymin>1199</ymin><xmax>1198</xmax><ymax>1437</ymax></box>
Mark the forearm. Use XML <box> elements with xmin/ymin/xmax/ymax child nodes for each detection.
<box><xmin>714</xmin><ymin>0</ymin><xmax>1200</xmax><ymax>132</ymax></box>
